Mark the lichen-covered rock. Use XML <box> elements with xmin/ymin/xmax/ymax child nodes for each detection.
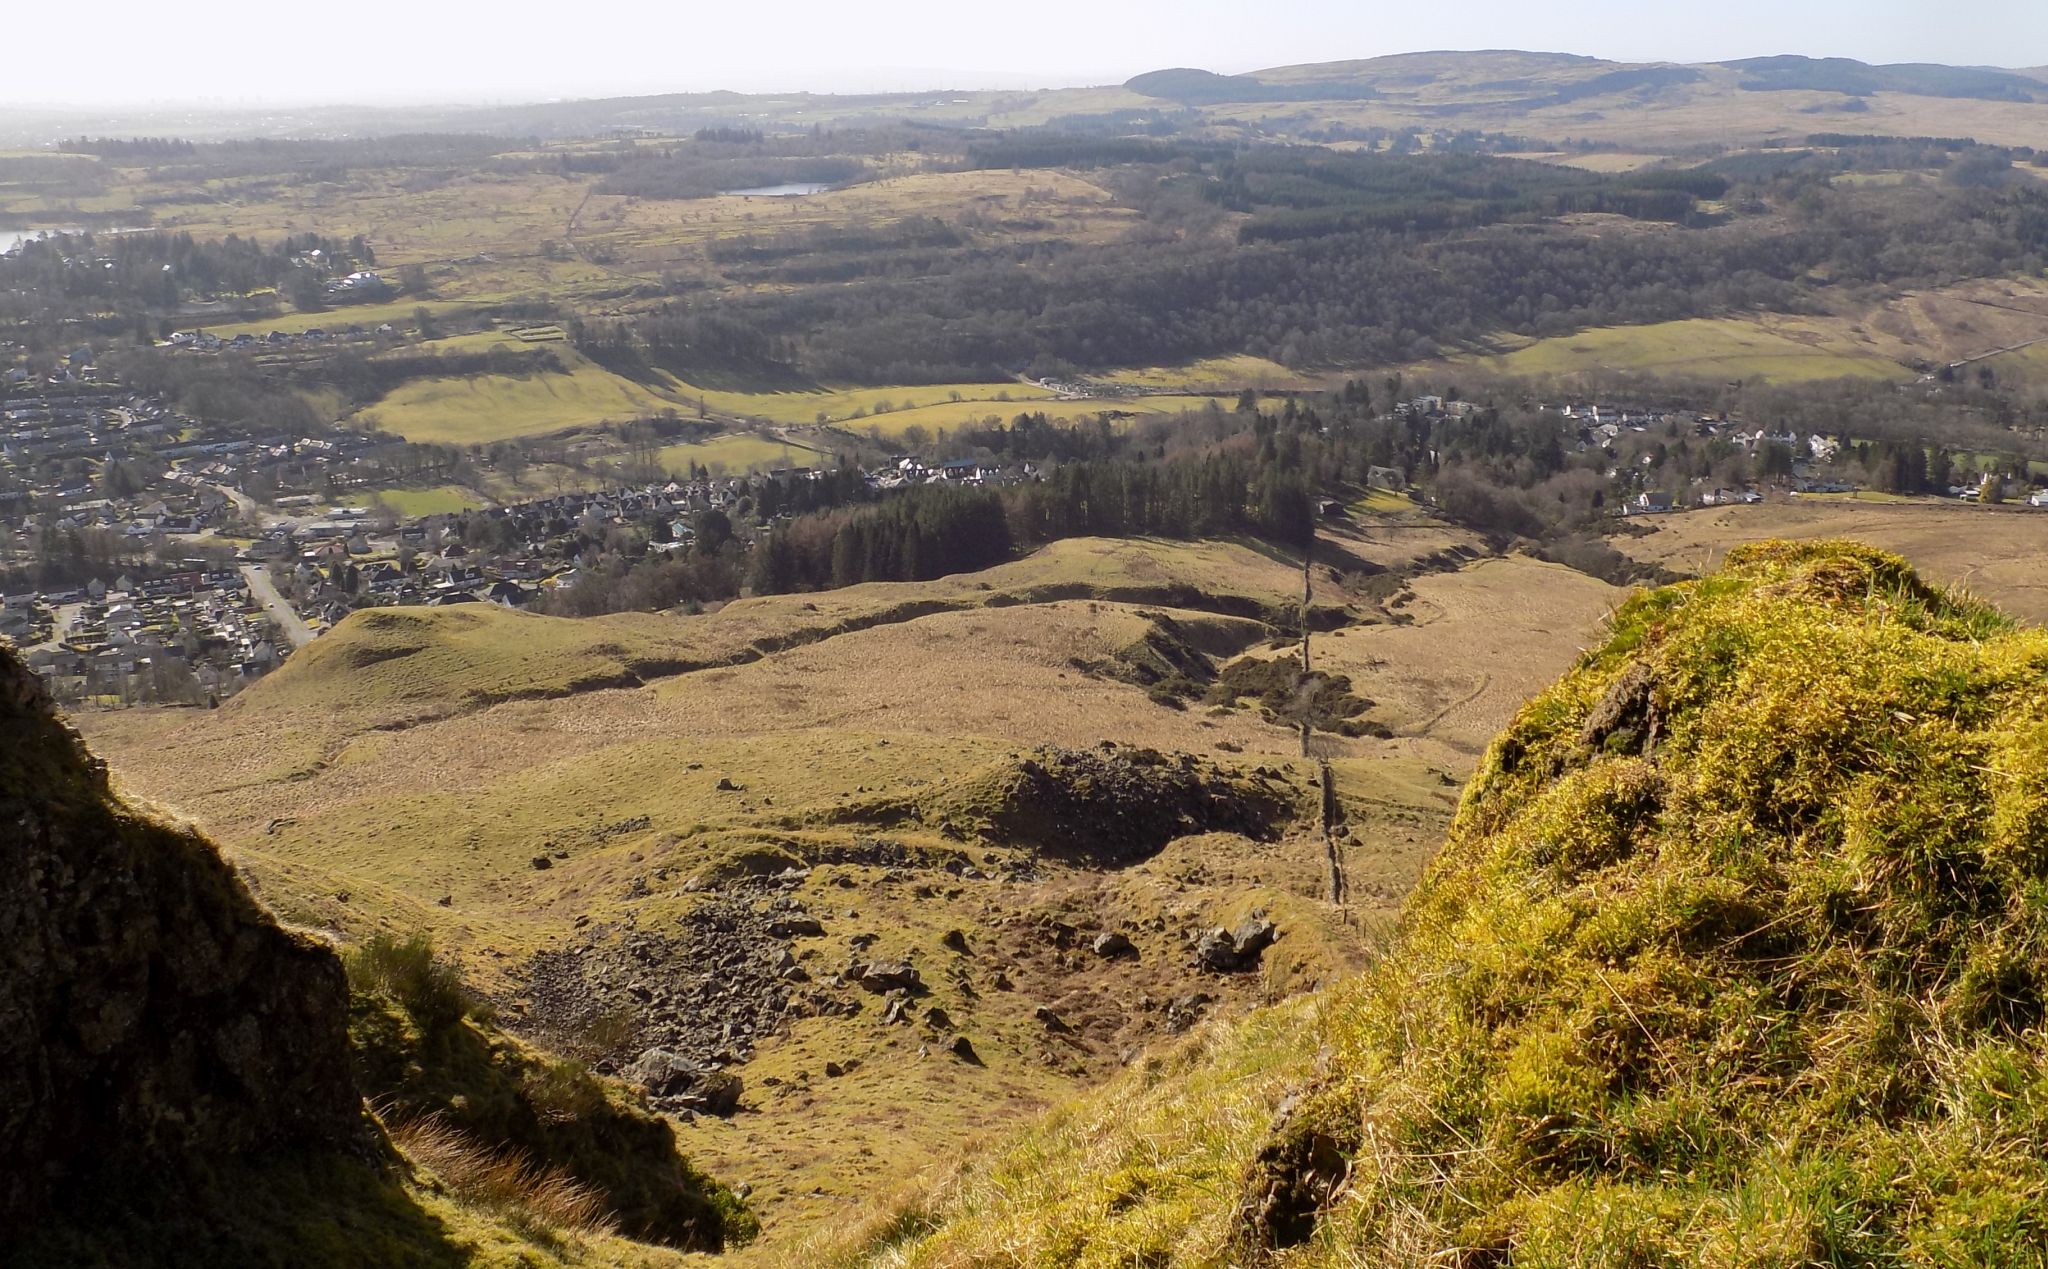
<box><xmin>0</xmin><ymin>643</ymin><xmax>364</xmax><ymax>1221</ymax></box>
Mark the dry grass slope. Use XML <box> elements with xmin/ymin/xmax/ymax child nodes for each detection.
<box><xmin>72</xmin><ymin>532</ymin><xmax>1626</xmax><ymax>1256</ymax></box>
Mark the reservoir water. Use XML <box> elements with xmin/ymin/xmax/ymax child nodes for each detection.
<box><xmin>718</xmin><ymin>183</ymin><xmax>834</xmax><ymax>198</ymax></box>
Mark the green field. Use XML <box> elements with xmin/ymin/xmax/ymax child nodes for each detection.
<box><xmin>1348</xmin><ymin>486</ymin><xmax>1417</xmax><ymax>514</ymax></box>
<box><xmin>673</xmin><ymin>378</ymin><xmax>1056</xmax><ymax>427</ymax></box>
<box><xmin>1790</xmin><ymin>489</ymin><xmax>1923</xmax><ymax>504</ymax></box>
<box><xmin>1093</xmin><ymin>354</ymin><xmax>1313</xmax><ymax>391</ymax></box>
<box><xmin>342</xmin><ymin>485</ymin><xmax>487</xmax><ymax>516</ymax></box>
<box><xmin>1450</xmin><ymin>316</ymin><xmax>1907</xmax><ymax>383</ymax></box>
<box><xmin>372</xmin><ymin>329</ymin><xmax>530</xmax><ymax>355</ymax></box>
<box><xmin>655</xmin><ymin>433</ymin><xmax>825</xmax><ymax>474</ymax></box>
<box><xmin>832</xmin><ymin>393</ymin><xmax>1228</xmax><ymax>441</ymax></box>
<box><xmin>194</xmin><ymin>298</ymin><xmax>492</xmax><ymax>339</ymax></box>
<box><xmin>353</xmin><ymin>360</ymin><xmax>684</xmax><ymax>444</ymax></box>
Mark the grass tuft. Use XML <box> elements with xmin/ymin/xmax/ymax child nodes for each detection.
<box><xmin>389</xmin><ymin>1114</ymin><xmax>616</xmax><ymax>1242</ymax></box>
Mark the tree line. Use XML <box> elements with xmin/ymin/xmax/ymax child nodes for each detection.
<box><xmin>750</xmin><ymin>423</ymin><xmax>1314</xmax><ymax>594</ymax></box>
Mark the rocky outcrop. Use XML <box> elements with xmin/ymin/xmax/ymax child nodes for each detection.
<box><xmin>937</xmin><ymin>744</ymin><xmax>1301</xmax><ymax>864</ymax></box>
<box><xmin>0</xmin><ymin>643</ymin><xmax>364</xmax><ymax>1222</ymax></box>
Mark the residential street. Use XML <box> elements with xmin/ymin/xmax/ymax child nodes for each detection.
<box><xmin>240</xmin><ymin>563</ymin><xmax>313</xmax><ymax>649</ymax></box>
<box><xmin>26</xmin><ymin>602</ymin><xmax>82</xmax><ymax>652</ymax></box>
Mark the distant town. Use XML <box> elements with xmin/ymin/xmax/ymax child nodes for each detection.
<box><xmin>7</xmin><ymin>357</ymin><xmax>2044</xmax><ymax>709</ymax></box>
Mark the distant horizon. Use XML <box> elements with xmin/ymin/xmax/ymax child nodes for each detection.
<box><xmin>6</xmin><ymin>0</ymin><xmax>2045</xmax><ymax>111</ymax></box>
<box><xmin>2</xmin><ymin>47</ymin><xmax>2045</xmax><ymax>116</ymax></box>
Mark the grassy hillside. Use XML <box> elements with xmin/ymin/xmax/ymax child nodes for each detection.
<box><xmin>229</xmin><ymin>536</ymin><xmax>1336</xmax><ymax>719</ymax></box>
<box><xmin>1425</xmin><ymin>277</ymin><xmax>2048</xmax><ymax>387</ymax></box>
<box><xmin>78</xmin><ymin>529</ymin><xmax>1616</xmax><ymax>1254</ymax></box>
<box><xmin>823</xmin><ymin>540</ymin><xmax>2048</xmax><ymax>1266</ymax></box>
<box><xmin>1456</xmin><ymin>316</ymin><xmax>1905</xmax><ymax>383</ymax></box>
<box><xmin>1611</xmin><ymin>500</ymin><xmax>2048</xmax><ymax>627</ymax></box>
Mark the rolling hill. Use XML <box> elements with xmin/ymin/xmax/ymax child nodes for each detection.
<box><xmin>10</xmin><ymin>50</ymin><xmax>2048</xmax><ymax>151</ymax></box>
<box><xmin>1111</xmin><ymin>50</ymin><xmax>2048</xmax><ymax>149</ymax></box>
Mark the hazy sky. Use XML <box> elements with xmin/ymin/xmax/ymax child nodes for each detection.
<box><xmin>8</xmin><ymin>0</ymin><xmax>2047</xmax><ymax>106</ymax></box>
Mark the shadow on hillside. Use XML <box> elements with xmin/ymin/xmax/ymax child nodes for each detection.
<box><xmin>14</xmin><ymin>1148</ymin><xmax>471</xmax><ymax>1269</ymax></box>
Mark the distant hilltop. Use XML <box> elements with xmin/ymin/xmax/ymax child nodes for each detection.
<box><xmin>1125</xmin><ymin>50</ymin><xmax>2048</xmax><ymax>106</ymax></box>
<box><xmin>5</xmin><ymin>48</ymin><xmax>2047</xmax><ymax>149</ymax></box>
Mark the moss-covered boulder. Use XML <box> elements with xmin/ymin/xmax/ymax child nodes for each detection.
<box><xmin>1283</xmin><ymin>539</ymin><xmax>2048</xmax><ymax>1262</ymax></box>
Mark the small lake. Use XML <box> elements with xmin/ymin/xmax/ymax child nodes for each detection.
<box><xmin>718</xmin><ymin>183</ymin><xmax>835</xmax><ymax>198</ymax></box>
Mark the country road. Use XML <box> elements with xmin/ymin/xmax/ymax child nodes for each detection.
<box><xmin>240</xmin><ymin>564</ymin><xmax>313</xmax><ymax>650</ymax></box>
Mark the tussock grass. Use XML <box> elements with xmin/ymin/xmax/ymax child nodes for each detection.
<box><xmin>827</xmin><ymin>540</ymin><xmax>2048</xmax><ymax>1266</ymax></box>
<box><xmin>389</xmin><ymin>1114</ymin><xmax>616</xmax><ymax>1241</ymax></box>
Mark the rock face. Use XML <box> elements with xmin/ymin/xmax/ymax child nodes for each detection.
<box><xmin>0</xmin><ymin>644</ymin><xmax>363</xmax><ymax>1221</ymax></box>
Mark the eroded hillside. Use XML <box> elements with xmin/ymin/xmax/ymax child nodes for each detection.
<box><xmin>76</xmin><ymin>524</ymin><xmax>1622</xmax><ymax>1249</ymax></box>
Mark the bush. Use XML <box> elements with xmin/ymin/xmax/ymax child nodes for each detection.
<box><xmin>343</xmin><ymin>932</ymin><xmax>471</xmax><ymax>1033</ymax></box>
